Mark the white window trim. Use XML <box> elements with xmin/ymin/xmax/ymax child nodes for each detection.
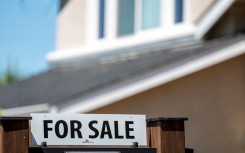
<box><xmin>85</xmin><ymin>0</ymin><xmax>99</xmax><ymax>44</ymax></box>
<box><xmin>48</xmin><ymin>0</ymin><xmax>195</xmax><ymax>64</ymax></box>
<box><xmin>105</xmin><ymin>0</ymin><xmax>118</xmax><ymax>41</ymax></box>
<box><xmin>135</xmin><ymin>0</ymin><xmax>141</xmax><ymax>33</ymax></box>
<box><xmin>185</xmin><ymin>0</ymin><xmax>191</xmax><ymax>24</ymax></box>
<box><xmin>162</xmin><ymin>0</ymin><xmax>174</xmax><ymax>27</ymax></box>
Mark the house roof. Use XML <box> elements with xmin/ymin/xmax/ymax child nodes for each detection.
<box><xmin>1</xmin><ymin>34</ymin><xmax>245</xmax><ymax>113</ymax></box>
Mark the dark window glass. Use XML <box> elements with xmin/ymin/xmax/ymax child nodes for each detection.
<box><xmin>99</xmin><ymin>0</ymin><xmax>105</xmax><ymax>38</ymax></box>
<box><xmin>175</xmin><ymin>0</ymin><xmax>184</xmax><ymax>23</ymax></box>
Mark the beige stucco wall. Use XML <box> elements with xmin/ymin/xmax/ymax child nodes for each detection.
<box><xmin>90</xmin><ymin>55</ymin><xmax>245</xmax><ymax>153</ymax></box>
<box><xmin>191</xmin><ymin>0</ymin><xmax>216</xmax><ymax>23</ymax></box>
<box><xmin>56</xmin><ymin>0</ymin><xmax>86</xmax><ymax>50</ymax></box>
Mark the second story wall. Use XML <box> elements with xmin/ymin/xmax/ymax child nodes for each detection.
<box><xmin>191</xmin><ymin>0</ymin><xmax>215</xmax><ymax>23</ymax></box>
<box><xmin>56</xmin><ymin>0</ymin><xmax>86</xmax><ymax>50</ymax></box>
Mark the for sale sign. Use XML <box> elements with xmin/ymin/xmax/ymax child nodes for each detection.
<box><xmin>31</xmin><ymin>114</ymin><xmax>147</xmax><ymax>146</ymax></box>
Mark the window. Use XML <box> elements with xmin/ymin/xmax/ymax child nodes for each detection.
<box><xmin>117</xmin><ymin>0</ymin><xmax>135</xmax><ymax>36</ymax></box>
<box><xmin>93</xmin><ymin>0</ymin><xmax>190</xmax><ymax>45</ymax></box>
<box><xmin>80</xmin><ymin>0</ymin><xmax>193</xmax><ymax>57</ymax></box>
<box><xmin>98</xmin><ymin>0</ymin><xmax>186</xmax><ymax>38</ymax></box>
<box><xmin>175</xmin><ymin>0</ymin><xmax>184</xmax><ymax>23</ymax></box>
<box><xmin>99</xmin><ymin>0</ymin><xmax>105</xmax><ymax>38</ymax></box>
<box><xmin>141</xmin><ymin>0</ymin><xmax>160</xmax><ymax>30</ymax></box>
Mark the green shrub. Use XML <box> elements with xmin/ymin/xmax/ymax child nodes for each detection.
<box><xmin>0</xmin><ymin>65</ymin><xmax>21</xmax><ymax>87</ymax></box>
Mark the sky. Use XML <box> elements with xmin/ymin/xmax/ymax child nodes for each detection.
<box><xmin>0</xmin><ymin>0</ymin><xmax>59</xmax><ymax>78</ymax></box>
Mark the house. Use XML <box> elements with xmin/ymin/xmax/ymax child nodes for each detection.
<box><xmin>0</xmin><ymin>0</ymin><xmax>245</xmax><ymax>152</ymax></box>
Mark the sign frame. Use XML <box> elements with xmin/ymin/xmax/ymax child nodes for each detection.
<box><xmin>31</xmin><ymin>114</ymin><xmax>147</xmax><ymax>146</ymax></box>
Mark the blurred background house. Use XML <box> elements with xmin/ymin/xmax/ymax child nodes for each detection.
<box><xmin>0</xmin><ymin>0</ymin><xmax>245</xmax><ymax>153</ymax></box>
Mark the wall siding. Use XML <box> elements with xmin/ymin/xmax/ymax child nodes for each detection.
<box><xmin>191</xmin><ymin>0</ymin><xmax>216</xmax><ymax>23</ymax></box>
<box><xmin>56</xmin><ymin>0</ymin><xmax>86</xmax><ymax>50</ymax></box>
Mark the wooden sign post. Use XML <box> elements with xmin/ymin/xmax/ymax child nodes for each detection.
<box><xmin>147</xmin><ymin>118</ymin><xmax>188</xmax><ymax>153</ymax></box>
<box><xmin>0</xmin><ymin>117</ymin><xmax>31</xmax><ymax>153</ymax></box>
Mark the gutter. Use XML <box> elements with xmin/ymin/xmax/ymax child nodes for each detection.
<box><xmin>2</xmin><ymin>103</ymin><xmax>50</xmax><ymax>116</ymax></box>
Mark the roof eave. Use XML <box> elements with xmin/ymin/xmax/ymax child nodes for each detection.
<box><xmin>58</xmin><ymin>40</ymin><xmax>245</xmax><ymax>114</ymax></box>
<box><xmin>2</xmin><ymin>103</ymin><xmax>51</xmax><ymax>116</ymax></box>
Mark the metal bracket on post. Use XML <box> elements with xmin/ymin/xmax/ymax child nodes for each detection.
<box><xmin>131</xmin><ymin>142</ymin><xmax>138</xmax><ymax>148</ymax></box>
<box><xmin>41</xmin><ymin>141</ymin><xmax>47</xmax><ymax>148</ymax></box>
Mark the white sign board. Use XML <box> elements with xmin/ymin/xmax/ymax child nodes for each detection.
<box><xmin>31</xmin><ymin>114</ymin><xmax>147</xmax><ymax>146</ymax></box>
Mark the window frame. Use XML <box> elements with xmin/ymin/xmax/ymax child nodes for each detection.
<box><xmin>117</xmin><ymin>0</ymin><xmax>190</xmax><ymax>36</ymax></box>
<box><xmin>85</xmin><ymin>0</ymin><xmax>193</xmax><ymax>54</ymax></box>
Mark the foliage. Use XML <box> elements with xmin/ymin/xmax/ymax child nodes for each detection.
<box><xmin>0</xmin><ymin>65</ymin><xmax>21</xmax><ymax>87</ymax></box>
